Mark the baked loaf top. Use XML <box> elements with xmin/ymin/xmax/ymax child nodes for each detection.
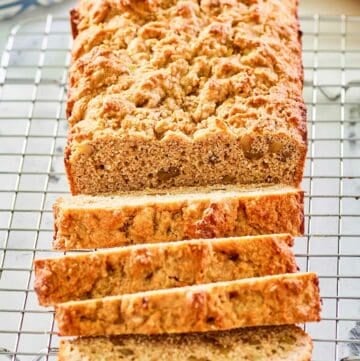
<box><xmin>68</xmin><ymin>0</ymin><xmax>305</xmax><ymax>148</ymax></box>
<box><xmin>34</xmin><ymin>234</ymin><xmax>297</xmax><ymax>306</ymax></box>
<box><xmin>58</xmin><ymin>325</ymin><xmax>313</xmax><ymax>361</ymax></box>
<box><xmin>55</xmin><ymin>272</ymin><xmax>321</xmax><ymax>336</ymax></box>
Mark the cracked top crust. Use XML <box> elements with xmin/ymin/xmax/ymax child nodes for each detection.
<box><xmin>68</xmin><ymin>0</ymin><xmax>305</xmax><ymax>145</ymax></box>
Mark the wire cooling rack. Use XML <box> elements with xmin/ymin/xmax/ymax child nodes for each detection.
<box><xmin>0</xmin><ymin>13</ymin><xmax>359</xmax><ymax>361</ymax></box>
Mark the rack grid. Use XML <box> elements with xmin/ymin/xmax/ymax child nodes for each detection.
<box><xmin>0</xmin><ymin>14</ymin><xmax>359</xmax><ymax>361</ymax></box>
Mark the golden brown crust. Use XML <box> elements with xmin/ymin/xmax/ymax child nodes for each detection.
<box><xmin>58</xmin><ymin>325</ymin><xmax>313</xmax><ymax>361</ymax></box>
<box><xmin>55</xmin><ymin>272</ymin><xmax>321</xmax><ymax>337</ymax></box>
<box><xmin>63</xmin><ymin>143</ymin><xmax>76</xmax><ymax>196</ymax></box>
<box><xmin>52</xmin><ymin>185</ymin><xmax>304</xmax><ymax>250</ymax></box>
<box><xmin>70</xmin><ymin>8</ymin><xmax>81</xmax><ymax>39</ymax></box>
<box><xmin>35</xmin><ymin>234</ymin><xmax>296</xmax><ymax>306</ymax></box>
<box><xmin>65</xmin><ymin>0</ymin><xmax>307</xmax><ymax>194</ymax></box>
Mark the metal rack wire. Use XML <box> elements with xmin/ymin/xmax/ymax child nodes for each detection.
<box><xmin>0</xmin><ymin>14</ymin><xmax>359</xmax><ymax>361</ymax></box>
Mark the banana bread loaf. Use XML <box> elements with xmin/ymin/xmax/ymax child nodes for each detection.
<box><xmin>35</xmin><ymin>234</ymin><xmax>296</xmax><ymax>306</ymax></box>
<box><xmin>58</xmin><ymin>325</ymin><xmax>313</xmax><ymax>361</ymax></box>
<box><xmin>53</xmin><ymin>184</ymin><xmax>304</xmax><ymax>250</ymax></box>
<box><xmin>65</xmin><ymin>0</ymin><xmax>306</xmax><ymax>194</ymax></box>
<box><xmin>55</xmin><ymin>272</ymin><xmax>321</xmax><ymax>336</ymax></box>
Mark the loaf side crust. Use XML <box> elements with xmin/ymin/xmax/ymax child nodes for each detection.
<box><xmin>66</xmin><ymin>0</ymin><xmax>307</xmax><ymax>194</ymax></box>
<box><xmin>35</xmin><ymin>234</ymin><xmax>296</xmax><ymax>306</ymax></box>
<box><xmin>53</xmin><ymin>184</ymin><xmax>304</xmax><ymax>250</ymax></box>
<box><xmin>70</xmin><ymin>8</ymin><xmax>80</xmax><ymax>38</ymax></box>
<box><xmin>58</xmin><ymin>325</ymin><xmax>313</xmax><ymax>361</ymax></box>
<box><xmin>55</xmin><ymin>272</ymin><xmax>321</xmax><ymax>336</ymax></box>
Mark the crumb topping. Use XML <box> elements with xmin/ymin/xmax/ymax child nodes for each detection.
<box><xmin>68</xmin><ymin>0</ymin><xmax>305</xmax><ymax>142</ymax></box>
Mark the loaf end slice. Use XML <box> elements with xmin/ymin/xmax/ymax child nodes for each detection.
<box><xmin>35</xmin><ymin>234</ymin><xmax>297</xmax><ymax>306</ymax></box>
<box><xmin>55</xmin><ymin>272</ymin><xmax>321</xmax><ymax>337</ymax></box>
<box><xmin>58</xmin><ymin>325</ymin><xmax>313</xmax><ymax>361</ymax></box>
<box><xmin>53</xmin><ymin>184</ymin><xmax>304</xmax><ymax>250</ymax></box>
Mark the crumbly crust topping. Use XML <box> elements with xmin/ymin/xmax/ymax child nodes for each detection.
<box><xmin>68</xmin><ymin>0</ymin><xmax>305</xmax><ymax>144</ymax></box>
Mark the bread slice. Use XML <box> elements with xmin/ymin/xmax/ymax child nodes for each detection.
<box><xmin>55</xmin><ymin>272</ymin><xmax>320</xmax><ymax>337</ymax></box>
<box><xmin>35</xmin><ymin>234</ymin><xmax>297</xmax><ymax>306</ymax></box>
<box><xmin>58</xmin><ymin>325</ymin><xmax>313</xmax><ymax>361</ymax></box>
<box><xmin>53</xmin><ymin>184</ymin><xmax>304</xmax><ymax>250</ymax></box>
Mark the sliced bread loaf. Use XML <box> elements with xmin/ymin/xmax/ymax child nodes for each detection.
<box><xmin>35</xmin><ymin>234</ymin><xmax>296</xmax><ymax>306</ymax></box>
<box><xmin>53</xmin><ymin>184</ymin><xmax>304</xmax><ymax>250</ymax></box>
<box><xmin>55</xmin><ymin>272</ymin><xmax>321</xmax><ymax>337</ymax></box>
<box><xmin>58</xmin><ymin>325</ymin><xmax>312</xmax><ymax>361</ymax></box>
<box><xmin>66</xmin><ymin>0</ymin><xmax>306</xmax><ymax>195</ymax></box>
